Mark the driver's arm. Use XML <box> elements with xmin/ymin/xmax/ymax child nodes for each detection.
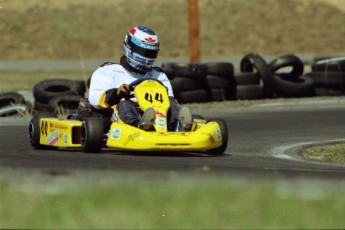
<box><xmin>89</xmin><ymin>68</ymin><xmax>129</xmax><ymax>109</ymax></box>
<box><xmin>103</xmin><ymin>84</ymin><xmax>130</xmax><ymax>106</ymax></box>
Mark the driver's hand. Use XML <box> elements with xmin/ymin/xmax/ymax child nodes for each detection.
<box><xmin>117</xmin><ymin>84</ymin><xmax>130</xmax><ymax>98</ymax></box>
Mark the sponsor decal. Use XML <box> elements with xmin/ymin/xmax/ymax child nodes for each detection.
<box><xmin>145</xmin><ymin>37</ymin><xmax>156</xmax><ymax>43</ymax></box>
<box><xmin>216</xmin><ymin>129</ymin><xmax>222</xmax><ymax>141</ymax></box>
<box><xmin>129</xmin><ymin>28</ymin><xmax>136</xmax><ymax>35</ymax></box>
<box><xmin>51</xmin><ymin>124</ymin><xmax>68</xmax><ymax>130</ymax></box>
<box><xmin>46</xmin><ymin>129</ymin><xmax>60</xmax><ymax>146</ymax></box>
<box><xmin>111</xmin><ymin>128</ymin><xmax>121</xmax><ymax>140</ymax></box>
<box><xmin>128</xmin><ymin>133</ymin><xmax>140</xmax><ymax>141</ymax></box>
<box><xmin>64</xmin><ymin>134</ymin><xmax>68</xmax><ymax>145</ymax></box>
<box><xmin>130</xmin><ymin>37</ymin><xmax>158</xmax><ymax>50</ymax></box>
<box><xmin>156</xmin><ymin>111</ymin><xmax>166</xmax><ymax>118</ymax></box>
<box><xmin>156</xmin><ymin>118</ymin><xmax>166</xmax><ymax>127</ymax></box>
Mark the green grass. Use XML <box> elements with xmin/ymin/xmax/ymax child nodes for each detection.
<box><xmin>302</xmin><ymin>143</ymin><xmax>345</xmax><ymax>164</ymax></box>
<box><xmin>1</xmin><ymin>176</ymin><xmax>345</xmax><ymax>229</ymax></box>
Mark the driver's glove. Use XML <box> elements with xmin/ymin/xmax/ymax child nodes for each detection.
<box><xmin>117</xmin><ymin>84</ymin><xmax>130</xmax><ymax>98</ymax></box>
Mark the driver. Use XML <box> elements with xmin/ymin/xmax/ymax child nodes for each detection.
<box><xmin>83</xmin><ymin>26</ymin><xmax>192</xmax><ymax>131</ymax></box>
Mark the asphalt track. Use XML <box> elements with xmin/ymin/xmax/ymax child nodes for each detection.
<box><xmin>1</xmin><ymin>97</ymin><xmax>345</xmax><ymax>179</ymax></box>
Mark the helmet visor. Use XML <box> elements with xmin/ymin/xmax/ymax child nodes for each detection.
<box><xmin>126</xmin><ymin>35</ymin><xmax>159</xmax><ymax>59</ymax></box>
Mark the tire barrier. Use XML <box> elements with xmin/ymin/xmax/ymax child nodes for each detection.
<box><xmin>312</xmin><ymin>56</ymin><xmax>345</xmax><ymax>72</ymax></box>
<box><xmin>240</xmin><ymin>53</ymin><xmax>274</xmax><ymax>98</ymax></box>
<box><xmin>33</xmin><ymin>79</ymin><xmax>81</xmax><ymax>104</ymax></box>
<box><xmin>269</xmin><ymin>54</ymin><xmax>304</xmax><ymax>78</ymax></box>
<box><xmin>205</xmin><ymin>62</ymin><xmax>236</xmax><ymax>101</ymax></box>
<box><xmin>0</xmin><ymin>103</ymin><xmax>32</xmax><ymax>117</ymax></box>
<box><xmin>3</xmin><ymin>54</ymin><xmax>344</xmax><ymax>116</ymax></box>
<box><xmin>269</xmin><ymin>54</ymin><xmax>315</xmax><ymax>98</ymax></box>
<box><xmin>166</xmin><ymin>63</ymin><xmax>210</xmax><ymax>103</ymax></box>
<box><xmin>163</xmin><ymin>62</ymin><xmax>237</xmax><ymax>103</ymax></box>
<box><xmin>0</xmin><ymin>92</ymin><xmax>32</xmax><ymax>117</ymax></box>
<box><xmin>308</xmin><ymin>56</ymin><xmax>345</xmax><ymax>96</ymax></box>
<box><xmin>0</xmin><ymin>92</ymin><xmax>25</xmax><ymax>107</ymax></box>
<box><xmin>33</xmin><ymin>79</ymin><xmax>86</xmax><ymax>113</ymax></box>
<box><xmin>48</xmin><ymin>95</ymin><xmax>82</xmax><ymax>114</ymax></box>
<box><xmin>273</xmin><ymin>74</ymin><xmax>315</xmax><ymax>98</ymax></box>
<box><xmin>164</xmin><ymin>54</ymin><xmax>344</xmax><ymax>102</ymax></box>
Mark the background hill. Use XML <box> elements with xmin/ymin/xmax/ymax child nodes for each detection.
<box><xmin>1</xmin><ymin>0</ymin><xmax>344</xmax><ymax>60</ymax></box>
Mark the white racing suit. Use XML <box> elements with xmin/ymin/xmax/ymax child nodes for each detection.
<box><xmin>88</xmin><ymin>61</ymin><xmax>180</xmax><ymax>130</ymax></box>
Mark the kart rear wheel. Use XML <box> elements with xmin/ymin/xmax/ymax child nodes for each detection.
<box><xmin>207</xmin><ymin>118</ymin><xmax>228</xmax><ymax>155</ymax></box>
<box><xmin>81</xmin><ymin>117</ymin><xmax>104</xmax><ymax>153</ymax></box>
<box><xmin>29</xmin><ymin>112</ymin><xmax>57</xmax><ymax>149</ymax></box>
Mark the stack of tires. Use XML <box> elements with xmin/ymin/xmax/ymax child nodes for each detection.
<box><xmin>162</xmin><ymin>62</ymin><xmax>237</xmax><ymax>103</ymax></box>
<box><xmin>306</xmin><ymin>57</ymin><xmax>345</xmax><ymax>96</ymax></box>
<box><xmin>269</xmin><ymin>54</ymin><xmax>315</xmax><ymax>98</ymax></box>
<box><xmin>0</xmin><ymin>92</ymin><xmax>32</xmax><ymax>117</ymax></box>
<box><xmin>234</xmin><ymin>53</ymin><xmax>274</xmax><ymax>100</ymax></box>
<box><xmin>33</xmin><ymin>79</ymin><xmax>87</xmax><ymax>114</ymax></box>
<box><xmin>204</xmin><ymin>62</ymin><xmax>237</xmax><ymax>101</ymax></box>
<box><xmin>234</xmin><ymin>53</ymin><xmax>316</xmax><ymax>99</ymax></box>
<box><xmin>162</xmin><ymin>63</ymin><xmax>210</xmax><ymax>103</ymax></box>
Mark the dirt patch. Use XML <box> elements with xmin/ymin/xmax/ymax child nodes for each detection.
<box><xmin>0</xmin><ymin>0</ymin><xmax>344</xmax><ymax>60</ymax></box>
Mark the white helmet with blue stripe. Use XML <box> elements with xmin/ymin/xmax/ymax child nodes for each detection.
<box><xmin>123</xmin><ymin>26</ymin><xmax>160</xmax><ymax>73</ymax></box>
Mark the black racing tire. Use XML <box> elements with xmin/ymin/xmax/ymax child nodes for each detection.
<box><xmin>234</xmin><ymin>72</ymin><xmax>261</xmax><ymax>85</ymax></box>
<box><xmin>312</xmin><ymin>56</ymin><xmax>345</xmax><ymax>72</ymax></box>
<box><xmin>269</xmin><ymin>54</ymin><xmax>304</xmax><ymax>78</ymax></box>
<box><xmin>176</xmin><ymin>89</ymin><xmax>210</xmax><ymax>103</ymax></box>
<box><xmin>0</xmin><ymin>92</ymin><xmax>25</xmax><ymax>107</ymax></box>
<box><xmin>29</xmin><ymin>112</ymin><xmax>57</xmax><ymax>150</ymax></box>
<box><xmin>240</xmin><ymin>53</ymin><xmax>274</xmax><ymax>98</ymax></box>
<box><xmin>48</xmin><ymin>95</ymin><xmax>82</xmax><ymax>114</ymax></box>
<box><xmin>81</xmin><ymin>117</ymin><xmax>104</xmax><ymax>153</ymax></box>
<box><xmin>236</xmin><ymin>85</ymin><xmax>264</xmax><ymax>100</ymax></box>
<box><xmin>273</xmin><ymin>74</ymin><xmax>315</xmax><ymax>98</ymax></box>
<box><xmin>205</xmin><ymin>62</ymin><xmax>234</xmax><ymax>77</ymax></box>
<box><xmin>169</xmin><ymin>63</ymin><xmax>208</xmax><ymax>79</ymax></box>
<box><xmin>306</xmin><ymin>72</ymin><xmax>345</xmax><ymax>88</ymax></box>
<box><xmin>171</xmin><ymin>77</ymin><xmax>204</xmax><ymax>94</ymax></box>
<box><xmin>33</xmin><ymin>79</ymin><xmax>79</xmax><ymax>103</ymax></box>
<box><xmin>206</xmin><ymin>118</ymin><xmax>228</xmax><ymax>155</ymax></box>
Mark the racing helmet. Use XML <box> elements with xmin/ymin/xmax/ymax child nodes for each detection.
<box><xmin>123</xmin><ymin>26</ymin><xmax>160</xmax><ymax>73</ymax></box>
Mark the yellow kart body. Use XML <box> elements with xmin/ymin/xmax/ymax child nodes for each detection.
<box><xmin>35</xmin><ymin>118</ymin><xmax>82</xmax><ymax>148</ymax></box>
<box><xmin>29</xmin><ymin>78</ymin><xmax>228</xmax><ymax>154</ymax></box>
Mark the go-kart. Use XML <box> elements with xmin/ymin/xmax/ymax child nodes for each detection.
<box><xmin>29</xmin><ymin>77</ymin><xmax>228</xmax><ymax>155</ymax></box>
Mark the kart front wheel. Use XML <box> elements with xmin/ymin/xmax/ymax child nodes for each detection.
<box><xmin>81</xmin><ymin>117</ymin><xmax>104</xmax><ymax>153</ymax></box>
<box><xmin>29</xmin><ymin>112</ymin><xmax>56</xmax><ymax>149</ymax></box>
<box><xmin>207</xmin><ymin>118</ymin><xmax>228</xmax><ymax>155</ymax></box>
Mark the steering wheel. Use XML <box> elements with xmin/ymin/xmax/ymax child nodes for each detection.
<box><xmin>128</xmin><ymin>77</ymin><xmax>165</xmax><ymax>91</ymax></box>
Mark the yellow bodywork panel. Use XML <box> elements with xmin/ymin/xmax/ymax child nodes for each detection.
<box><xmin>39</xmin><ymin>118</ymin><xmax>82</xmax><ymax>147</ymax></box>
<box><xmin>106</xmin><ymin>121</ymin><xmax>222</xmax><ymax>152</ymax></box>
<box><xmin>134</xmin><ymin>80</ymin><xmax>171</xmax><ymax>132</ymax></box>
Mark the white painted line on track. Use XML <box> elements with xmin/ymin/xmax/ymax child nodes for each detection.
<box><xmin>271</xmin><ymin>139</ymin><xmax>345</xmax><ymax>165</ymax></box>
